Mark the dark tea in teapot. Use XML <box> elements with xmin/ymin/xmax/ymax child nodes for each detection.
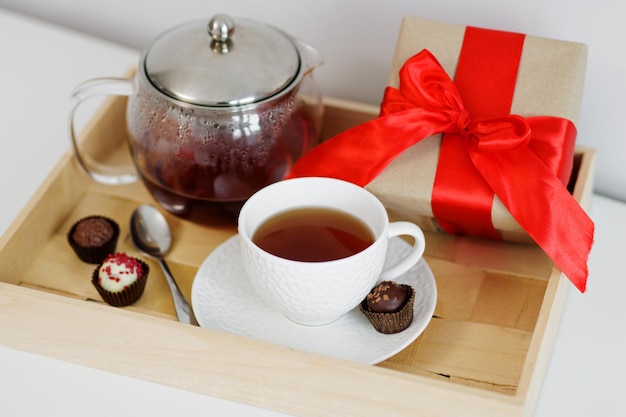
<box><xmin>129</xmin><ymin>90</ymin><xmax>320</xmax><ymax>219</ymax></box>
<box><xmin>68</xmin><ymin>14</ymin><xmax>324</xmax><ymax>224</ymax></box>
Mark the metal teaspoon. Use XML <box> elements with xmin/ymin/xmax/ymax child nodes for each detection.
<box><xmin>130</xmin><ymin>204</ymin><xmax>192</xmax><ymax>324</ymax></box>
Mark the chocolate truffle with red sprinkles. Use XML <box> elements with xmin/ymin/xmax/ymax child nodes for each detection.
<box><xmin>92</xmin><ymin>252</ymin><xmax>149</xmax><ymax>307</ymax></box>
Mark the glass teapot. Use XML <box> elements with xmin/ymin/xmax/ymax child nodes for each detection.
<box><xmin>69</xmin><ymin>14</ymin><xmax>324</xmax><ymax>219</ymax></box>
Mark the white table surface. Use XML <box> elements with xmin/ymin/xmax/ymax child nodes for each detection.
<box><xmin>1</xmin><ymin>8</ymin><xmax>625</xmax><ymax>416</ymax></box>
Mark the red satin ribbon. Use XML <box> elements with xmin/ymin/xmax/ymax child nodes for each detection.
<box><xmin>433</xmin><ymin>28</ymin><xmax>527</xmax><ymax>239</ymax></box>
<box><xmin>287</xmin><ymin>48</ymin><xmax>593</xmax><ymax>292</ymax></box>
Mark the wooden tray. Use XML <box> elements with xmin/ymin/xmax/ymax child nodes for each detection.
<box><xmin>0</xmin><ymin>95</ymin><xmax>595</xmax><ymax>417</ymax></box>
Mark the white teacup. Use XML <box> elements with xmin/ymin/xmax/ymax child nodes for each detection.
<box><xmin>237</xmin><ymin>177</ymin><xmax>426</xmax><ymax>326</ymax></box>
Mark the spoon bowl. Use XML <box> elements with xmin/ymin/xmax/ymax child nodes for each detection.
<box><xmin>130</xmin><ymin>204</ymin><xmax>191</xmax><ymax>323</ymax></box>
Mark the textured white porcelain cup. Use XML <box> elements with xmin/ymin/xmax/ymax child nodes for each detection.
<box><xmin>238</xmin><ymin>177</ymin><xmax>426</xmax><ymax>326</ymax></box>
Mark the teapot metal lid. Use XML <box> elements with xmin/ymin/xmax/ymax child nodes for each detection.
<box><xmin>143</xmin><ymin>14</ymin><xmax>300</xmax><ymax>107</ymax></box>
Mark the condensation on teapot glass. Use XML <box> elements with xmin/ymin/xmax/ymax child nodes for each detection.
<box><xmin>126</xmin><ymin>74</ymin><xmax>322</xmax><ymax>217</ymax></box>
<box><xmin>68</xmin><ymin>13</ymin><xmax>324</xmax><ymax>223</ymax></box>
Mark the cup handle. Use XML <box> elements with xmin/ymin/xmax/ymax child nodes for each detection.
<box><xmin>378</xmin><ymin>221</ymin><xmax>426</xmax><ymax>281</ymax></box>
<box><xmin>68</xmin><ymin>77</ymin><xmax>137</xmax><ymax>185</ymax></box>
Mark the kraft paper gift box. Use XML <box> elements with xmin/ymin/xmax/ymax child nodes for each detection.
<box><xmin>287</xmin><ymin>15</ymin><xmax>593</xmax><ymax>291</ymax></box>
<box><xmin>365</xmin><ymin>15</ymin><xmax>588</xmax><ymax>244</ymax></box>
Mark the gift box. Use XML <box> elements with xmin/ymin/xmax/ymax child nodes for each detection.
<box><xmin>288</xmin><ymin>16</ymin><xmax>593</xmax><ymax>292</ymax></box>
<box><xmin>366</xmin><ymin>15</ymin><xmax>588</xmax><ymax>243</ymax></box>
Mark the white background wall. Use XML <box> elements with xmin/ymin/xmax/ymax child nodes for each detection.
<box><xmin>2</xmin><ymin>0</ymin><xmax>625</xmax><ymax>201</ymax></box>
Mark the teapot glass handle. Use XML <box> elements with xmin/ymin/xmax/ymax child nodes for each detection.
<box><xmin>68</xmin><ymin>77</ymin><xmax>137</xmax><ymax>185</ymax></box>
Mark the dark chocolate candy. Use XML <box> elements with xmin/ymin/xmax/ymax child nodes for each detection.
<box><xmin>72</xmin><ymin>217</ymin><xmax>114</xmax><ymax>247</ymax></box>
<box><xmin>365</xmin><ymin>281</ymin><xmax>409</xmax><ymax>313</ymax></box>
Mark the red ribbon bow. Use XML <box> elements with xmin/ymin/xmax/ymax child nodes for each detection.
<box><xmin>287</xmin><ymin>49</ymin><xmax>593</xmax><ymax>292</ymax></box>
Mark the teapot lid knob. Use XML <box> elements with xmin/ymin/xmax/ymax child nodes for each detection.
<box><xmin>208</xmin><ymin>14</ymin><xmax>235</xmax><ymax>52</ymax></box>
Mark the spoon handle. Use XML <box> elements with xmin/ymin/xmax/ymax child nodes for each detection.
<box><xmin>158</xmin><ymin>258</ymin><xmax>192</xmax><ymax>324</ymax></box>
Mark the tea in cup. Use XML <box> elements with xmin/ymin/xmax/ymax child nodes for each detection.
<box><xmin>237</xmin><ymin>177</ymin><xmax>426</xmax><ymax>326</ymax></box>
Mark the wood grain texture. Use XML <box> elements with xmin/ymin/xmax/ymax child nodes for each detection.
<box><xmin>0</xmin><ymin>95</ymin><xmax>595</xmax><ymax>417</ymax></box>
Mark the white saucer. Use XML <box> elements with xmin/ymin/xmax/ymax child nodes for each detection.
<box><xmin>191</xmin><ymin>235</ymin><xmax>437</xmax><ymax>365</ymax></box>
